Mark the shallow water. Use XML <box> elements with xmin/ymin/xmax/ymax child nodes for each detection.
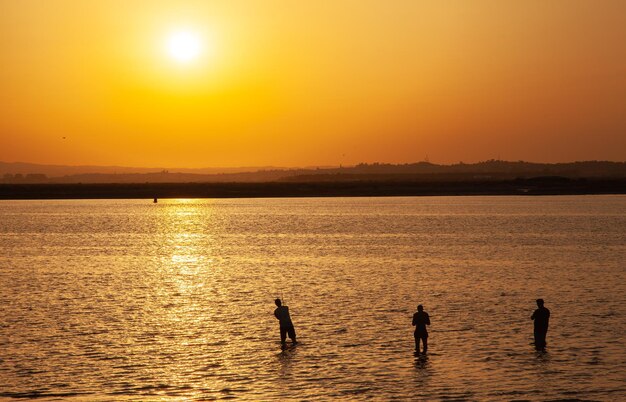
<box><xmin>1</xmin><ymin>196</ymin><xmax>625</xmax><ymax>400</ymax></box>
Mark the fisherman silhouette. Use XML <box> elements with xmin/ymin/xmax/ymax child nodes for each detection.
<box><xmin>274</xmin><ymin>298</ymin><xmax>297</xmax><ymax>349</ymax></box>
<box><xmin>531</xmin><ymin>298</ymin><xmax>550</xmax><ymax>350</ymax></box>
<box><xmin>412</xmin><ymin>304</ymin><xmax>430</xmax><ymax>354</ymax></box>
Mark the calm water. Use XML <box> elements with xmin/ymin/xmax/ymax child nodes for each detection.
<box><xmin>1</xmin><ymin>196</ymin><xmax>625</xmax><ymax>401</ymax></box>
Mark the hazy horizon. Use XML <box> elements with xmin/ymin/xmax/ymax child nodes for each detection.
<box><xmin>2</xmin><ymin>157</ymin><xmax>625</xmax><ymax>174</ymax></box>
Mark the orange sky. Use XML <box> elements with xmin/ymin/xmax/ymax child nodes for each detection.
<box><xmin>1</xmin><ymin>1</ymin><xmax>625</xmax><ymax>168</ymax></box>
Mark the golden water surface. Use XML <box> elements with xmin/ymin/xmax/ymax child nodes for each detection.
<box><xmin>1</xmin><ymin>196</ymin><xmax>625</xmax><ymax>400</ymax></box>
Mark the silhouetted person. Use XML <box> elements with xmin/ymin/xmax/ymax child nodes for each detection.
<box><xmin>412</xmin><ymin>304</ymin><xmax>430</xmax><ymax>353</ymax></box>
<box><xmin>531</xmin><ymin>298</ymin><xmax>550</xmax><ymax>350</ymax></box>
<box><xmin>274</xmin><ymin>298</ymin><xmax>297</xmax><ymax>349</ymax></box>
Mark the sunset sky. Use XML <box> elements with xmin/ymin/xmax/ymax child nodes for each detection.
<box><xmin>1</xmin><ymin>1</ymin><xmax>625</xmax><ymax>168</ymax></box>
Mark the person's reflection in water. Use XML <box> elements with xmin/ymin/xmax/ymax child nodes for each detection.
<box><xmin>413</xmin><ymin>348</ymin><xmax>431</xmax><ymax>392</ymax></box>
<box><xmin>414</xmin><ymin>351</ymin><xmax>429</xmax><ymax>370</ymax></box>
<box><xmin>274</xmin><ymin>298</ymin><xmax>297</xmax><ymax>350</ymax></box>
<box><xmin>412</xmin><ymin>304</ymin><xmax>430</xmax><ymax>354</ymax></box>
<box><xmin>277</xmin><ymin>341</ymin><xmax>298</xmax><ymax>377</ymax></box>
<box><xmin>531</xmin><ymin>298</ymin><xmax>550</xmax><ymax>351</ymax></box>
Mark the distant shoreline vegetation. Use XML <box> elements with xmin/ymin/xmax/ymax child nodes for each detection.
<box><xmin>1</xmin><ymin>160</ymin><xmax>625</xmax><ymax>185</ymax></box>
<box><xmin>0</xmin><ymin>177</ymin><xmax>624</xmax><ymax>200</ymax></box>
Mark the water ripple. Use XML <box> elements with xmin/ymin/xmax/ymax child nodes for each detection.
<box><xmin>0</xmin><ymin>196</ymin><xmax>625</xmax><ymax>400</ymax></box>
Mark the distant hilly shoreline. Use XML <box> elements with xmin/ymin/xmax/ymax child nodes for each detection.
<box><xmin>1</xmin><ymin>160</ymin><xmax>625</xmax><ymax>184</ymax></box>
<box><xmin>0</xmin><ymin>161</ymin><xmax>288</xmax><ymax>177</ymax></box>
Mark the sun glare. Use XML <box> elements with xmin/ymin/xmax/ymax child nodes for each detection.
<box><xmin>166</xmin><ymin>31</ymin><xmax>202</xmax><ymax>63</ymax></box>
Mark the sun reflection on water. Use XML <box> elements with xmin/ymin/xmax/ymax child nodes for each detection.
<box><xmin>153</xmin><ymin>199</ymin><xmax>224</xmax><ymax>388</ymax></box>
<box><xmin>159</xmin><ymin>199</ymin><xmax>214</xmax><ymax>268</ymax></box>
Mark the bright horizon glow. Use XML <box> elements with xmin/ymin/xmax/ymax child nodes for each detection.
<box><xmin>166</xmin><ymin>30</ymin><xmax>202</xmax><ymax>63</ymax></box>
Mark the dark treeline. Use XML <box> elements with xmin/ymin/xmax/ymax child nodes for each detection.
<box><xmin>1</xmin><ymin>160</ymin><xmax>625</xmax><ymax>184</ymax></box>
<box><xmin>1</xmin><ymin>177</ymin><xmax>624</xmax><ymax>200</ymax></box>
<box><xmin>317</xmin><ymin>160</ymin><xmax>626</xmax><ymax>177</ymax></box>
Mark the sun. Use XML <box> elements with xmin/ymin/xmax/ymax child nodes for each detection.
<box><xmin>166</xmin><ymin>31</ymin><xmax>202</xmax><ymax>63</ymax></box>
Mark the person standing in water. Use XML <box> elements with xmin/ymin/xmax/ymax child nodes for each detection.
<box><xmin>531</xmin><ymin>298</ymin><xmax>550</xmax><ymax>350</ymax></box>
<box><xmin>412</xmin><ymin>304</ymin><xmax>430</xmax><ymax>354</ymax></box>
<box><xmin>274</xmin><ymin>298</ymin><xmax>297</xmax><ymax>349</ymax></box>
